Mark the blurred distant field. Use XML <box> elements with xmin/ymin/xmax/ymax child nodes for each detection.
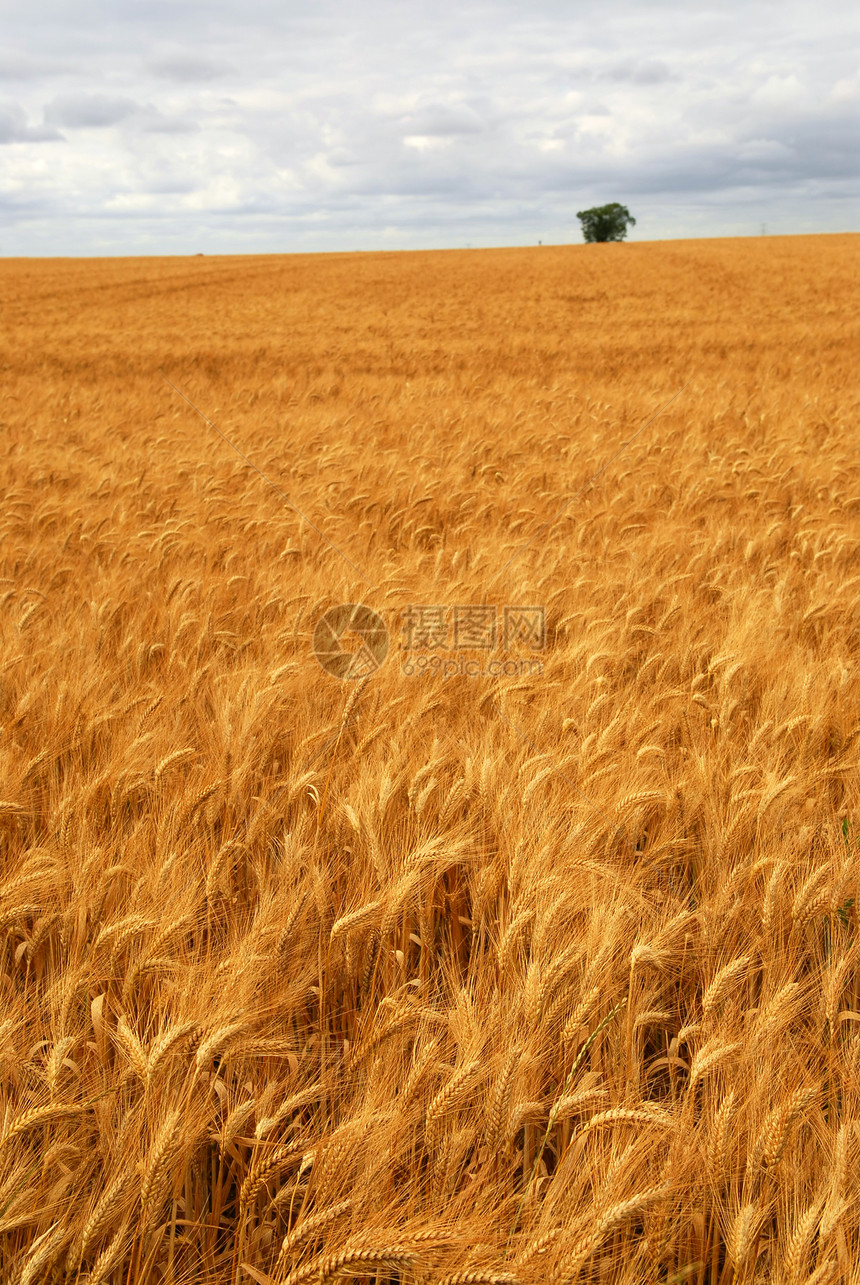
<box><xmin>1</xmin><ymin>235</ymin><xmax>860</xmax><ymax>1284</ymax></box>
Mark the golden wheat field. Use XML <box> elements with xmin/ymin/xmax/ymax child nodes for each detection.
<box><xmin>1</xmin><ymin>233</ymin><xmax>859</xmax><ymax>1285</ymax></box>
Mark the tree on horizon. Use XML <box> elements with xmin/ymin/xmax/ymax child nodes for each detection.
<box><xmin>576</xmin><ymin>203</ymin><xmax>637</xmax><ymax>242</ymax></box>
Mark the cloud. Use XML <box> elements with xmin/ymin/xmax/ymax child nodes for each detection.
<box><xmin>137</xmin><ymin>111</ymin><xmax>200</xmax><ymax>134</ymax></box>
<box><xmin>42</xmin><ymin>93</ymin><xmax>196</xmax><ymax>135</ymax></box>
<box><xmin>605</xmin><ymin>59</ymin><xmax>676</xmax><ymax>85</ymax></box>
<box><xmin>0</xmin><ymin>103</ymin><xmax>63</xmax><ymax>143</ymax></box>
<box><xmin>398</xmin><ymin>101</ymin><xmax>491</xmax><ymax>138</ymax></box>
<box><xmin>0</xmin><ymin>54</ymin><xmax>65</xmax><ymax>81</ymax></box>
<box><xmin>830</xmin><ymin>70</ymin><xmax>859</xmax><ymax>102</ymax></box>
<box><xmin>148</xmin><ymin>55</ymin><xmax>232</xmax><ymax>82</ymax></box>
<box><xmin>44</xmin><ymin>93</ymin><xmax>139</xmax><ymax>128</ymax></box>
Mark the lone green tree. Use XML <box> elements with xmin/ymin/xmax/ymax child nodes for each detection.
<box><xmin>576</xmin><ymin>203</ymin><xmax>636</xmax><ymax>242</ymax></box>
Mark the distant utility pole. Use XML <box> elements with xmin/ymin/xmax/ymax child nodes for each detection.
<box><xmin>760</xmin><ymin>222</ymin><xmax>767</xmax><ymax>236</ymax></box>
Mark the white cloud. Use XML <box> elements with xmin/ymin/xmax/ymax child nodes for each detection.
<box><xmin>403</xmin><ymin>135</ymin><xmax>453</xmax><ymax>152</ymax></box>
<box><xmin>738</xmin><ymin>138</ymin><xmax>793</xmax><ymax>160</ymax></box>
<box><xmin>751</xmin><ymin>74</ymin><xmax>807</xmax><ymax>106</ymax></box>
<box><xmin>830</xmin><ymin>70</ymin><xmax>860</xmax><ymax>101</ymax></box>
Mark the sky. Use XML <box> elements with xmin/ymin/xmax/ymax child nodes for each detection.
<box><xmin>1</xmin><ymin>0</ymin><xmax>858</xmax><ymax>255</ymax></box>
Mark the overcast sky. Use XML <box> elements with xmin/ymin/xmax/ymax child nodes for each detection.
<box><xmin>1</xmin><ymin>0</ymin><xmax>857</xmax><ymax>255</ymax></box>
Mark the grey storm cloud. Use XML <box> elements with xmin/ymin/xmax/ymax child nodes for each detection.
<box><xmin>0</xmin><ymin>0</ymin><xmax>857</xmax><ymax>254</ymax></box>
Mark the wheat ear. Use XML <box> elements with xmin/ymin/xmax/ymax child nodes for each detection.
<box><xmin>87</xmin><ymin>1225</ymin><xmax>130</xmax><ymax>1285</ymax></box>
<box><xmin>277</xmin><ymin>1199</ymin><xmax>351</xmax><ymax>1264</ymax></box>
<box><xmin>19</xmin><ymin>1224</ymin><xmax>67</xmax><ymax>1285</ymax></box>
<box><xmin>285</xmin><ymin>1240</ymin><xmax>414</xmax><ymax>1284</ymax></box>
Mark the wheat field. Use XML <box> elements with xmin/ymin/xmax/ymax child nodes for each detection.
<box><xmin>1</xmin><ymin>234</ymin><xmax>859</xmax><ymax>1284</ymax></box>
